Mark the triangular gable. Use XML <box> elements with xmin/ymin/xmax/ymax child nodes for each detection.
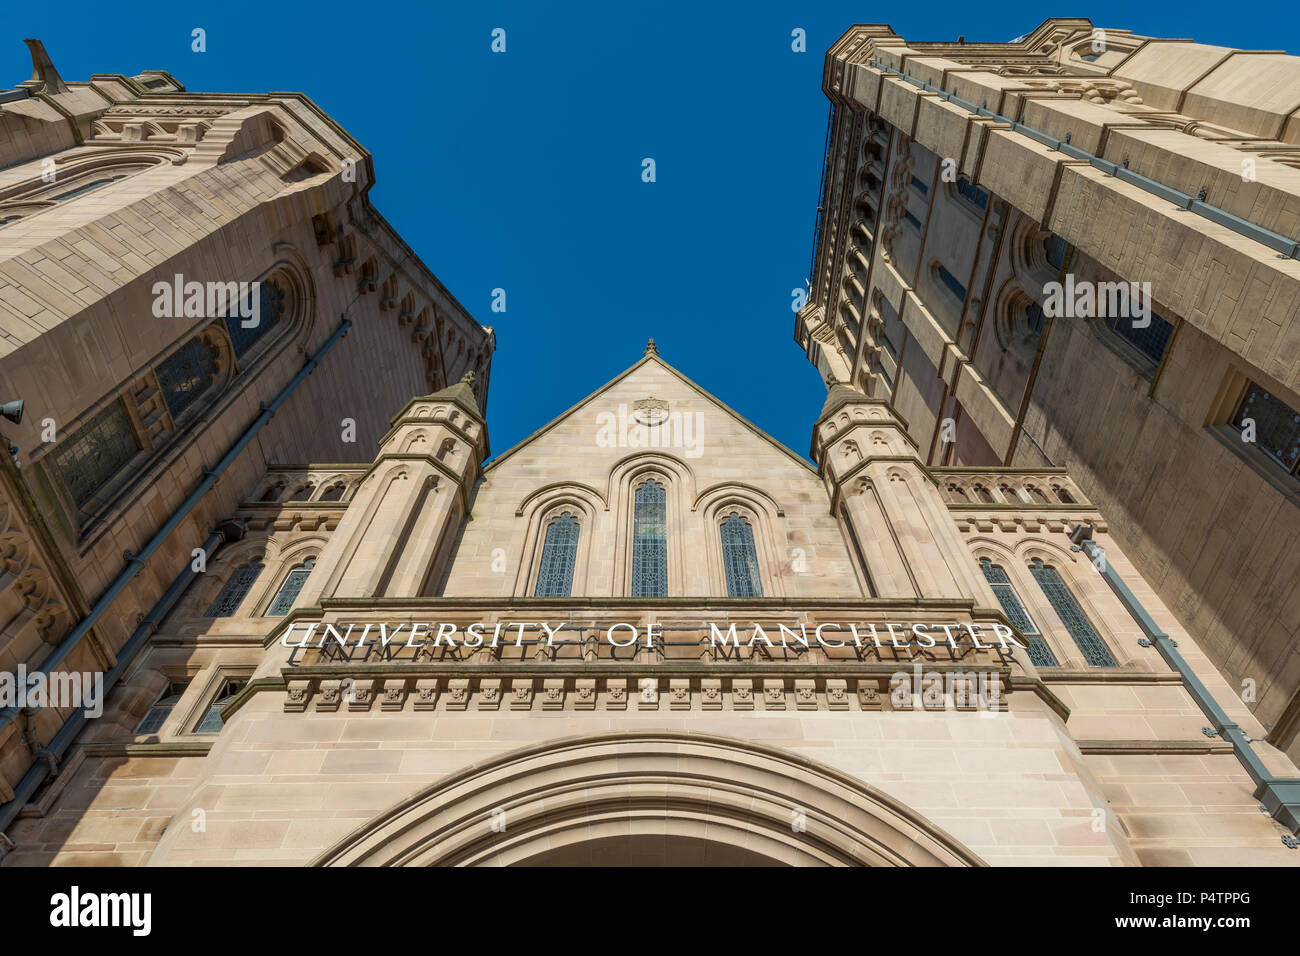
<box><xmin>483</xmin><ymin>353</ymin><xmax>817</xmax><ymax>475</ymax></box>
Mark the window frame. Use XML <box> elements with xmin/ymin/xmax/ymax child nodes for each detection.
<box><xmin>134</xmin><ymin>681</ymin><xmax>190</xmax><ymax>736</ymax></box>
<box><xmin>719</xmin><ymin>511</ymin><xmax>764</xmax><ymax>598</ymax></box>
<box><xmin>206</xmin><ymin>557</ymin><xmax>265</xmax><ymax>617</ymax></box>
<box><xmin>1028</xmin><ymin>559</ymin><xmax>1116</xmax><ymax>667</ymax></box>
<box><xmin>1229</xmin><ymin>380</ymin><xmax>1300</xmax><ymax>477</ymax></box>
<box><xmin>265</xmin><ymin>556</ymin><xmax>317</xmax><ymax>617</ymax></box>
<box><xmin>979</xmin><ymin>558</ymin><xmax>1057</xmax><ymax>667</ymax></box>
<box><xmin>534</xmin><ymin>510</ymin><xmax>581</xmax><ymax>597</ymax></box>
<box><xmin>193</xmin><ymin>678</ymin><xmax>248</xmax><ymax>735</ymax></box>
<box><xmin>630</xmin><ymin>478</ymin><xmax>669</xmax><ymax>598</ymax></box>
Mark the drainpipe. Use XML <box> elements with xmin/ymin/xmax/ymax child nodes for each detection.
<box><xmin>1068</xmin><ymin>522</ymin><xmax>1300</xmax><ymax>837</ymax></box>
<box><xmin>0</xmin><ymin>316</ymin><xmax>351</xmax><ymax>733</ymax></box>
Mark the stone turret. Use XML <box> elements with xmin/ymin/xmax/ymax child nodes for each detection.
<box><xmin>297</xmin><ymin>373</ymin><xmax>489</xmax><ymax>602</ymax></box>
<box><xmin>811</xmin><ymin>387</ymin><xmax>985</xmax><ymax>600</ymax></box>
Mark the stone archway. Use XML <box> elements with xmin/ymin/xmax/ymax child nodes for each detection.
<box><xmin>312</xmin><ymin>731</ymin><xmax>984</xmax><ymax>867</ymax></box>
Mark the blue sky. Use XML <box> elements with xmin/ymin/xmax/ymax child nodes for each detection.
<box><xmin>3</xmin><ymin>1</ymin><xmax>1288</xmax><ymax>460</ymax></box>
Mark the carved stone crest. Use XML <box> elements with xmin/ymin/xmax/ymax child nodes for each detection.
<box><xmin>631</xmin><ymin>397</ymin><xmax>669</xmax><ymax>426</ymax></box>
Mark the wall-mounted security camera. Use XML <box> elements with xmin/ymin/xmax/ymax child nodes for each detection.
<box><xmin>0</xmin><ymin>399</ymin><xmax>22</xmax><ymax>424</ymax></box>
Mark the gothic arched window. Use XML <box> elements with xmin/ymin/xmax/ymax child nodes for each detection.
<box><xmin>1029</xmin><ymin>559</ymin><xmax>1115</xmax><ymax>666</ymax></box>
<box><xmin>288</xmin><ymin>484</ymin><xmax>315</xmax><ymax>502</ymax></box>
<box><xmin>53</xmin><ymin>399</ymin><xmax>141</xmax><ymax>512</ymax></box>
<box><xmin>266</xmin><ymin>556</ymin><xmax>316</xmax><ymax>617</ymax></box>
<box><xmin>980</xmin><ymin>558</ymin><xmax>1056</xmax><ymax>667</ymax></box>
<box><xmin>631</xmin><ymin>479</ymin><xmax>667</xmax><ymax>597</ymax></box>
<box><xmin>156</xmin><ymin>336</ymin><xmax>219</xmax><ymax>421</ymax></box>
<box><xmin>206</xmin><ymin>559</ymin><xmax>263</xmax><ymax>617</ymax></box>
<box><xmin>534</xmin><ymin>512</ymin><xmax>580</xmax><ymax>597</ymax></box>
<box><xmin>319</xmin><ymin>484</ymin><xmax>346</xmax><ymax>502</ymax></box>
<box><xmin>720</xmin><ymin>512</ymin><xmax>763</xmax><ymax>598</ymax></box>
<box><xmin>225</xmin><ymin>280</ymin><xmax>285</xmax><ymax>358</ymax></box>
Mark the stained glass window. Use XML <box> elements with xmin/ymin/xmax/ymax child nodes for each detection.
<box><xmin>49</xmin><ymin>176</ymin><xmax>122</xmax><ymax>201</ymax></box>
<box><xmin>981</xmin><ymin>559</ymin><xmax>1056</xmax><ymax>667</ymax></box>
<box><xmin>936</xmin><ymin>264</ymin><xmax>966</xmax><ymax>301</ymax></box>
<box><xmin>1029</xmin><ymin>560</ymin><xmax>1116</xmax><ymax>667</ymax></box>
<box><xmin>225</xmin><ymin>280</ymin><xmax>285</xmax><ymax>357</ymax></box>
<box><xmin>195</xmin><ymin>679</ymin><xmax>245</xmax><ymax>734</ymax></box>
<box><xmin>535</xmin><ymin>512</ymin><xmax>579</xmax><ymax>597</ymax></box>
<box><xmin>1105</xmin><ymin>310</ymin><xmax>1174</xmax><ymax>368</ymax></box>
<box><xmin>631</xmin><ymin>479</ymin><xmax>667</xmax><ymax>597</ymax></box>
<box><xmin>1044</xmin><ymin>235</ymin><xmax>1068</xmax><ymax>270</ymax></box>
<box><xmin>206</xmin><ymin>560</ymin><xmax>263</xmax><ymax>617</ymax></box>
<box><xmin>1025</xmin><ymin>302</ymin><xmax>1046</xmax><ymax>335</ymax></box>
<box><xmin>156</xmin><ymin>336</ymin><xmax>219</xmax><ymax>420</ymax></box>
<box><xmin>54</xmin><ymin>399</ymin><xmax>140</xmax><ymax>509</ymax></box>
<box><xmin>955</xmin><ymin>176</ymin><xmax>989</xmax><ymax>210</ymax></box>
<box><xmin>721</xmin><ymin>512</ymin><xmax>763</xmax><ymax>598</ymax></box>
<box><xmin>266</xmin><ymin>557</ymin><xmax>315</xmax><ymax>616</ymax></box>
<box><xmin>135</xmin><ymin>682</ymin><xmax>188</xmax><ymax>735</ymax></box>
<box><xmin>1232</xmin><ymin>383</ymin><xmax>1300</xmax><ymax>474</ymax></box>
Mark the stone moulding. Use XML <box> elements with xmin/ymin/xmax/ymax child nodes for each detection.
<box><xmin>278</xmin><ymin>668</ymin><xmax>1016</xmax><ymax>715</ymax></box>
<box><xmin>310</xmin><ymin>731</ymin><xmax>987</xmax><ymax>867</ymax></box>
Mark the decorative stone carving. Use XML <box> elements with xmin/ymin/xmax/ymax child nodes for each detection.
<box><xmin>669</xmin><ymin>679</ymin><xmax>691</xmax><ymax>710</ymax></box>
<box><xmin>477</xmin><ymin>678</ymin><xmax>502</xmax><ymax>711</ymax></box>
<box><xmin>763</xmin><ymin>679</ymin><xmax>787</xmax><ymax>710</ymax></box>
<box><xmin>509</xmin><ymin>679</ymin><xmax>534</xmax><ymax>710</ymax></box>
<box><xmin>412</xmin><ymin>679</ymin><xmax>439</xmax><ymax>711</ymax></box>
<box><xmin>604</xmin><ymin>679</ymin><xmax>628</xmax><ymax>710</ymax></box>
<box><xmin>574</xmin><ymin>679</ymin><xmax>597</xmax><ymax>710</ymax></box>
<box><xmin>380</xmin><ymin>679</ymin><xmax>407</xmax><ymax>711</ymax></box>
<box><xmin>794</xmin><ymin>680</ymin><xmax>818</xmax><ymax>710</ymax></box>
<box><xmin>857</xmin><ymin>680</ymin><xmax>883</xmax><ymax>711</ymax></box>
<box><xmin>732</xmin><ymin>678</ymin><xmax>754</xmax><ymax>711</ymax></box>
<box><xmin>541</xmin><ymin>679</ymin><xmax>565</xmax><ymax>710</ymax></box>
<box><xmin>347</xmin><ymin>679</ymin><xmax>374</xmax><ymax>712</ymax></box>
<box><xmin>445</xmin><ymin>678</ymin><xmax>470</xmax><ymax>711</ymax></box>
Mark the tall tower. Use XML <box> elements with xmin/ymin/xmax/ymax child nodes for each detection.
<box><xmin>0</xmin><ymin>39</ymin><xmax>494</xmax><ymax>846</ymax></box>
<box><xmin>799</xmin><ymin>19</ymin><xmax>1300</xmax><ymax>765</ymax></box>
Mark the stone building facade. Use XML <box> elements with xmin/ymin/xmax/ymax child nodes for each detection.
<box><xmin>3</xmin><ymin>339</ymin><xmax>1298</xmax><ymax>866</ymax></box>
<box><xmin>797</xmin><ymin>19</ymin><xmax>1300</xmax><ymax>769</ymax></box>
<box><xmin>0</xmin><ymin>41</ymin><xmax>493</xmax><ymax>856</ymax></box>
<box><xmin>0</xmin><ymin>28</ymin><xmax>1297</xmax><ymax>868</ymax></box>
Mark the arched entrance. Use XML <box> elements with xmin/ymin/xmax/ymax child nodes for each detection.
<box><xmin>313</xmin><ymin>732</ymin><xmax>984</xmax><ymax>867</ymax></box>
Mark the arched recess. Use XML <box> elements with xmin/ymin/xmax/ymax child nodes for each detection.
<box><xmin>250</xmin><ymin>535</ymin><xmax>327</xmax><ymax>615</ymax></box>
<box><xmin>512</xmin><ymin>484</ymin><xmax>603</xmax><ymax>597</ymax></box>
<box><xmin>966</xmin><ymin>536</ymin><xmax>1062</xmax><ymax>669</ymax></box>
<box><xmin>608</xmin><ymin>453</ymin><xmax>697</xmax><ymax>597</ymax></box>
<box><xmin>695</xmin><ymin>484</ymin><xmax>788</xmax><ymax>598</ymax></box>
<box><xmin>312</xmin><ymin>732</ymin><xmax>984</xmax><ymax>868</ymax></box>
<box><xmin>184</xmin><ymin>535</ymin><xmax>270</xmax><ymax>619</ymax></box>
<box><xmin>1014</xmin><ymin>538</ymin><xmax>1129</xmax><ymax>668</ymax></box>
